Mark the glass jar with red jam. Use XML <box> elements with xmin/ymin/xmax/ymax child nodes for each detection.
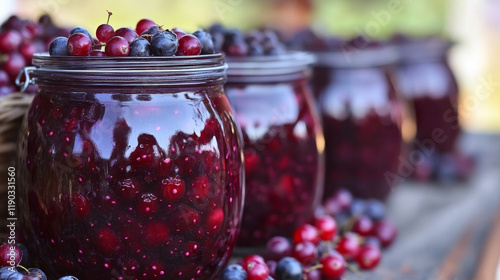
<box><xmin>17</xmin><ymin>54</ymin><xmax>244</xmax><ymax>280</ymax></box>
<box><xmin>394</xmin><ymin>38</ymin><xmax>460</xmax><ymax>154</ymax></box>
<box><xmin>312</xmin><ymin>46</ymin><xmax>404</xmax><ymax>200</ymax></box>
<box><xmin>225</xmin><ymin>52</ymin><xmax>324</xmax><ymax>247</ymax></box>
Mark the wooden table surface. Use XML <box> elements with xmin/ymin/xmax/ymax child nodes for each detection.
<box><xmin>345</xmin><ymin>133</ymin><xmax>500</xmax><ymax>280</ymax></box>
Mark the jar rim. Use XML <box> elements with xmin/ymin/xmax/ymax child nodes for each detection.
<box><xmin>226</xmin><ymin>51</ymin><xmax>315</xmax><ymax>83</ymax></box>
<box><xmin>395</xmin><ymin>39</ymin><xmax>453</xmax><ymax>63</ymax></box>
<box><xmin>313</xmin><ymin>46</ymin><xmax>399</xmax><ymax>68</ymax></box>
<box><xmin>28</xmin><ymin>52</ymin><xmax>228</xmax><ymax>88</ymax></box>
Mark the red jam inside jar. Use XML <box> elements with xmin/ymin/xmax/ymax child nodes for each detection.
<box><xmin>225</xmin><ymin>52</ymin><xmax>325</xmax><ymax>246</ymax></box>
<box><xmin>394</xmin><ymin>38</ymin><xmax>460</xmax><ymax>153</ymax></box>
<box><xmin>312</xmin><ymin>47</ymin><xmax>404</xmax><ymax>200</ymax></box>
<box><xmin>17</xmin><ymin>54</ymin><xmax>244</xmax><ymax>280</ymax></box>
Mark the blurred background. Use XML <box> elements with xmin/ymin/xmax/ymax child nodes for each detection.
<box><xmin>1</xmin><ymin>0</ymin><xmax>499</xmax><ymax>132</ymax></box>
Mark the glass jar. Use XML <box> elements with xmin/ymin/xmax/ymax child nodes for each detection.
<box><xmin>395</xmin><ymin>39</ymin><xmax>459</xmax><ymax>153</ymax></box>
<box><xmin>17</xmin><ymin>54</ymin><xmax>244</xmax><ymax>280</ymax></box>
<box><xmin>225</xmin><ymin>52</ymin><xmax>324</xmax><ymax>246</ymax></box>
<box><xmin>312</xmin><ymin>46</ymin><xmax>404</xmax><ymax>200</ymax></box>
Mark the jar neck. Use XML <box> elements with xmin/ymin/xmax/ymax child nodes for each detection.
<box><xmin>226</xmin><ymin>51</ymin><xmax>315</xmax><ymax>84</ymax></box>
<box><xmin>28</xmin><ymin>53</ymin><xmax>227</xmax><ymax>89</ymax></box>
<box><xmin>313</xmin><ymin>46</ymin><xmax>399</xmax><ymax>68</ymax></box>
<box><xmin>397</xmin><ymin>39</ymin><xmax>453</xmax><ymax>64</ymax></box>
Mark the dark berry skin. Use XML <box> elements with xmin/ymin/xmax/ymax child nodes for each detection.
<box><xmin>90</xmin><ymin>50</ymin><xmax>105</xmax><ymax>57</ymax></box>
<box><xmin>114</xmin><ymin>27</ymin><xmax>138</xmax><ymax>44</ymax></box>
<box><xmin>136</xmin><ymin>19</ymin><xmax>156</xmax><ymax>36</ymax></box>
<box><xmin>151</xmin><ymin>30</ymin><xmax>178</xmax><ymax>56</ymax></box>
<box><xmin>105</xmin><ymin>36</ymin><xmax>130</xmax><ymax>57</ymax></box>
<box><xmin>140</xmin><ymin>25</ymin><xmax>160</xmax><ymax>42</ymax></box>
<box><xmin>176</xmin><ymin>35</ymin><xmax>201</xmax><ymax>56</ymax></box>
<box><xmin>220</xmin><ymin>264</ymin><xmax>247</xmax><ymax>280</ymax></box>
<box><xmin>275</xmin><ymin>257</ymin><xmax>303</xmax><ymax>280</ymax></box>
<box><xmin>0</xmin><ymin>244</ymin><xmax>23</xmax><ymax>267</ymax></box>
<box><xmin>266</xmin><ymin>236</ymin><xmax>291</xmax><ymax>261</ymax></box>
<box><xmin>192</xmin><ymin>29</ymin><xmax>215</xmax><ymax>54</ymax></box>
<box><xmin>96</xmin><ymin>24</ymin><xmax>114</xmax><ymax>43</ymax></box>
<box><xmin>15</xmin><ymin>243</ymin><xmax>29</xmax><ymax>267</ymax></box>
<box><xmin>129</xmin><ymin>37</ymin><xmax>151</xmax><ymax>57</ymax></box>
<box><xmin>49</xmin><ymin>37</ymin><xmax>68</xmax><ymax>56</ymax></box>
<box><xmin>69</xmin><ymin>27</ymin><xmax>92</xmax><ymax>41</ymax></box>
<box><xmin>27</xmin><ymin>268</ymin><xmax>47</xmax><ymax>280</ymax></box>
<box><xmin>58</xmin><ymin>277</ymin><xmax>79</xmax><ymax>280</ymax></box>
<box><xmin>67</xmin><ymin>33</ymin><xmax>92</xmax><ymax>56</ymax></box>
<box><xmin>0</xmin><ymin>266</ymin><xmax>17</xmax><ymax>279</ymax></box>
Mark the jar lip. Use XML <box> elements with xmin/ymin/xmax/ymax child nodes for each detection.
<box><xmin>313</xmin><ymin>46</ymin><xmax>399</xmax><ymax>68</ymax></box>
<box><xmin>395</xmin><ymin>39</ymin><xmax>454</xmax><ymax>63</ymax></box>
<box><xmin>226</xmin><ymin>51</ymin><xmax>315</xmax><ymax>77</ymax></box>
<box><xmin>29</xmin><ymin>52</ymin><xmax>227</xmax><ymax>87</ymax></box>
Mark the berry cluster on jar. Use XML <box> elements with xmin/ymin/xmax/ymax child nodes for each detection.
<box><xmin>220</xmin><ymin>189</ymin><xmax>397</xmax><ymax>280</ymax></box>
<box><xmin>208</xmin><ymin>24</ymin><xmax>286</xmax><ymax>57</ymax></box>
<box><xmin>0</xmin><ymin>243</ymin><xmax>77</xmax><ymax>280</ymax></box>
<box><xmin>0</xmin><ymin>14</ymin><xmax>68</xmax><ymax>96</ymax></box>
<box><xmin>49</xmin><ymin>12</ymin><xmax>215</xmax><ymax>57</ymax></box>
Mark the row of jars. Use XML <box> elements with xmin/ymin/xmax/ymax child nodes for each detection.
<box><xmin>16</xmin><ymin>36</ymin><xmax>459</xmax><ymax>279</ymax></box>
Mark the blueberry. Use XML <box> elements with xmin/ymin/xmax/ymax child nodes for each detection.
<box><xmin>0</xmin><ymin>266</ymin><xmax>17</xmax><ymax>279</ymax></box>
<box><xmin>4</xmin><ymin>271</ymin><xmax>23</xmax><ymax>280</ymax></box>
<box><xmin>364</xmin><ymin>199</ymin><xmax>386</xmax><ymax>221</ymax></box>
<box><xmin>140</xmin><ymin>25</ymin><xmax>160</xmax><ymax>42</ymax></box>
<box><xmin>219</xmin><ymin>264</ymin><xmax>247</xmax><ymax>280</ymax></box>
<box><xmin>129</xmin><ymin>37</ymin><xmax>151</xmax><ymax>57</ymax></box>
<box><xmin>350</xmin><ymin>199</ymin><xmax>367</xmax><ymax>216</ymax></box>
<box><xmin>275</xmin><ymin>257</ymin><xmax>303</xmax><ymax>280</ymax></box>
<box><xmin>209</xmin><ymin>23</ymin><xmax>226</xmax><ymax>35</ymax></box>
<box><xmin>264</xmin><ymin>43</ymin><xmax>285</xmax><ymax>56</ymax></box>
<box><xmin>27</xmin><ymin>268</ymin><xmax>46</xmax><ymax>280</ymax></box>
<box><xmin>151</xmin><ymin>30</ymin><xmax>178</xmax><ymax>56</ymax></box>
<box><xmin>57</xmin><ymin>277</ymin><xmax>79</xmax><ymax>280</ymax></box>
<box><xmin>69</xmin><ymin>27</ymin><xmax>92</xmax><ymax>41</ymax></box>
<box><xmin>248</xmin><ymin>42</ymin><xmax>264</xmax><ymax>56</ymax></box>
<box><xmin>267</xmin><ymin>277</ymin><xmax>275</xmax><ymax>280</ymax></box>
<box><xmin>192</xmin><ymin>29</ymin><xmax>215</xmax><ymax>54</ymax></box>
<box><xmin>49</xmin><ymin>37</ymin><xmax>69</xmax><ymax>56</ymax></box>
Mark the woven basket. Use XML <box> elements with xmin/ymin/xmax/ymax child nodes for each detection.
<box><xmin>0</xmin><ymin>93</ymin><xmax>33</xmax><ymax>233</ymax></box>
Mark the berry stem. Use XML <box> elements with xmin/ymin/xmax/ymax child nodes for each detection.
<box><xmin>17</xmin><ymin>265</ymin><xmax>29</xmax><ymax>274</ymax></box>
<box><xmin>304</xmin><ymin>264</ymin><xmax>323</xmax><ymax>272</ymax></box>
<box><xmin>346</xmin><ymin>263</ymin><xmax>362</xmax><ymax>277</ymax></box>
<box><xmin>106</xmin><ymin>10</ymin><xmax>113</xmax><ymax>24</ymax></box>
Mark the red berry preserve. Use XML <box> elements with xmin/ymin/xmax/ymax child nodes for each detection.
<box><xmin>311</xmin><ymin>46</ymin><xmax>404</xmax><ymax>200</ymax></box>
<box><xmin>17</xmin><ymin>54</ymin><xmax>244</xmax><ymax>280</ymax></box>
<box><xmin>226</xmin><ymin>52</ymin><xmax>325</xmax><ymax>246</ymax></box>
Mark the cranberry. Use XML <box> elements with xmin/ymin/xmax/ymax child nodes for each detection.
<box><xmin>0</xmin><ymin>70</ymin><xmax>9</xmax><ymax>86</ymax></box>
<box><xmin>19</xmin><ymin>42</ymin><xmax>41</xmax><ymax>64</ymax></box>
<box><xmin>266</xmin><ymin>260</ymin><xmax>277</xmax><ymax>278</ymax></box>
<box><xmin>115</xmin><ymin>178</ymin><xmax>141</xmax><ymax>201</ymax></box>
<box><xmin>183</xmin><ymin>241</ymin><xmax>200</xmax><ymax>259</ymax></box>
<box><xmin>265</xmin><ymin>236</ymin><xmax>291</xmax><ymax>261</ymax></box>
<box><xmin>291</xmin><ymin>241</ymin><xmax>317</xmax><ymax>265</ymax></box>
<box><xmin>304</xmin><ymin>267</ymin><xmax>321</xmax><ymax>280</ymax></box>
<box><xmin>90</xmin><ymin>50</ymin><xmax>105</xmax><ymax>57</ymax></box>
<box><xmin>244</xmin><ymin>150</ymin><xmax>260</xmax><ymax>176</ymax></box>
<box><xmin>190</xmin><ymin>175</ymin><xmax>210</xmax><ymax>205</ymax></box>
<box><xmin>136</xmin><ymin>19</ymin><xmax>156</xmax><ymax>36</ymax></box>
<box><xmin>173</xmin><ymin>206</ymin><xmax>200</xmax><ymax>230</ymax></box>
<box><xmin>331</xmin><ymin>188</ymin><xmax>353</xmax><ymax>211</ymax></box>
<box><xmin>323</xmin><ymin>197</ymin><xmax>342</xmax><ymax>217</ymax></box>
<box><xmin>114</xmin><ymin>27</ymin><xmax>138</xmax><ymax>44</ymax></box>
<box><xmin>71</xmin><ymin>193</ymin><xmax>90</xmax><ymax>219</ymax></box>
<box><xmin>372</xmin><ymin>220</ymin><xmax>397</xmax><ymax>248</ymax></box>
<box><xmin>96</xmin><ymin>24</ymin><xmax>114</xmax><ymax>43</ymax></box>
<box><xmin>96</xmin><ymin>228</ymin><xmax>121</xmax><ymax>254</ymax></box>
<box><xmin>104</xmin><ymin>36</ymin><xmax>130</xmax><ymax>57</ymax></box>
<box><xmin>144</xmin><ymin>222</ymin><xmax>169</xmax><ymax>246</ymax></box>
<box><xmin>176</xmin><ymin>34</ymin><xmax>202</xmax><ymax>56</ymax></box>
<box><xmin>207</xmin><ymin>208</ymin><xmax>224</xmax><ymax>232</ymax></box>
<box><xmin>3</xmin><ymin>53</ymin><xmax>26</xmax><ymax>80</ymax></box>
<box><xmin>161</xmin><ymin>176</ymin><xmax>186</xmax><ymax>201</ymax></box>
<box><xmin>356</xmin><ymin>244</ymin><xmax>381</xmax><ymax>270</ymax></box>
<box><xmin>227</xmin><ymin>41</ymin><xmax>248</xmax><ymax>56</ymax></box>
<box><xmin>320</xmin><ymin>252</ymin><xmax>346</xmax><ymax>279</ymax></box>
<box><xmin>352</xmin><ymin>215</ymin><xmax>374</xmax><ymax>237</ymax></box>
<box><xmin>137</xmin><ymin>193</ymin><xmax>158</xmax><ymax>217</ymax></box>
<box><xmin>241</xmin><ymin>255</ymin><xmax>265</xmax><ymax>268</ymax></box>
<box><xmin>0</xmin><ymin>244</ymin><xmax>22</xmax><ymax>266</ymax></box>
<box><xmin>336</xmin><ymin>233</ymin><xmax>361</xmax><ymax>261</ymax></box>
<box><xmin>67</xmin><ymin>33</ymin><xmax>92</xmax><ymax>56</ymax></box>
<box><xmin>314</xmin><ymin>215</ymin><xmax>337</xmax><ymax>241</ymax></box>
<box><xmin>292</xmin><ymin>224</ymin><xmax>319</xmax><ymax>245</ymax></box>
<box><xmin>129</xmin><ymin>134</ymin><xmax>162</xmax><ymax>169</ymax></box>
<box><xmin>172</xmin><ymin>27</ymin><xmax>186</xmax><ymax>38</ymax></box>
<box><xmin>246</xmin><ymin>262</ymin><xmax>269</xmax><ymax>280</ymax></box>
<box><xmin>92</xmin><ymin>38</ymin><xmax>102</xmax><ymax>50</ymax></box>
<box><xmin>142</xmin><ymin>261</ymin><xmax>166</xmax><ymax>278</ymax></box>
<box><xmin>0</xmin><ymin>30</ymin><xmax>22</xmax><ymax>53</ymax></box>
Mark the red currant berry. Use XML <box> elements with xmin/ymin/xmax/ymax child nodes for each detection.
<box><xmin>96</xmin><ymin>228</ymin><xmax>121</xmax><ymax>254</ymax></box>
<box><xmin>336</xmin><ymin>233</ymin><xmax>361</xmax><ymax>261</ymax></box>
<box><xmin>90</xmin><ymin>50</ymin><xmax>106</xmax><ymax>57</ymax></box>
<box><xmin>241</xmin><ymin>255</ymin><xmax>265</xmax><ymax>269</ymax></box>
<box><xmin>3</xmin><ymin>53</ymin><xmax>26</xmax><ymax>80</ymax></box>
<box><xmin>172</xmin><ymin>27</ymin><xmax>186</xmax><ymax>38</ymax></box>
<box><xmin>67</xmin><ymin>33</ymin><xmax>92</xmax><ymax>56</ymax></box>
<box><xmin>0</xmin><ymin>244</ymin><xmax>22</xmax><ymax>266</ymax></box>
<box><xmin>372</xmin><ymin>220</ymin><xmax>397</xmax><ymax>248</ymax></box>
<box><xmin>291</xmin><ymin>241</ymin><xmax>317</xmax><ymax>265</ymax></box>
<box><xmin>96</xmin><ymin>24</ymin><xmax>114</xmax><ymax>43</ymax></box>
<box><xmin>176</xmin><ymin>34</ymin><xmax>201</xmax><ymax>56</ymax></box>
<box><xmin>352</xmin><ymin>215</ymin><xmax>374</xmax><ymax>237</ymax></box>
<box><xmin>161</xmin><ymin>176</ymin><xmax>186</xmax><ymax>201</ymax></box>
<box><xmin>332</xmin><ymin>188</ymin><xmax>353</xmax><ymax>211</ymax></box>
<box><xmin>246</xmin><ymin>261</ymin><xmax>269</xmax><ymax>280</ymax></box>
<box><xmin>115</xmin><ymin>27</ymin><xmax>138</xmax><ymax>43</ymax></box>
<box><xmin>293</xmin><ymin>224</ymin><xmax>320</xmax><ymax>245</ymax></box>
<box><xmin>115</xmin><ymin>178</ymin><xmax>141</xmax><ymax>201</ymax></box>
<box><xmin>0</xmin><ymin>30</ymin><xmax>22</xmax><ymax>53</ymax></box>
<box><xmin>136</xmin><ymin>19</ymin><xmax>156</xmax><ymax>36</ymax></box>
<box><xmin>71</xmin><ymin>193</ymin><xmax>90</xmax><ymax>219</ymax></box>
<box><xmin>105</xmin><ymin>36</ymin><xmax>130</xmax><ymax>57</ymax></box>
<box><xmin>314</xmin><ymin>215</ymin><xmax>337</xmax><ymax>241</ymax></box>
<box><xmin>356</xmin><ymin>244</ymin><xmax>381</xmax><ymax>270</ymax></box>
<box><xmin>321</xmin><ymin>252</ymin><xmax>346</xmax><ymax>279</ymax></box>
<box><xmin>265</xmin><ymin>236</ymin><xmax>291</xmax><ymax>261</ymax></box>
<box><xmin>137</xmin><ymin>193</ymin><xmax>158</xmax><ymax>217</ymax></box>
<box><xmin>144</xmin><ymin>222</ymin><xmax>169</xmax><ymax>246</ymax></box>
